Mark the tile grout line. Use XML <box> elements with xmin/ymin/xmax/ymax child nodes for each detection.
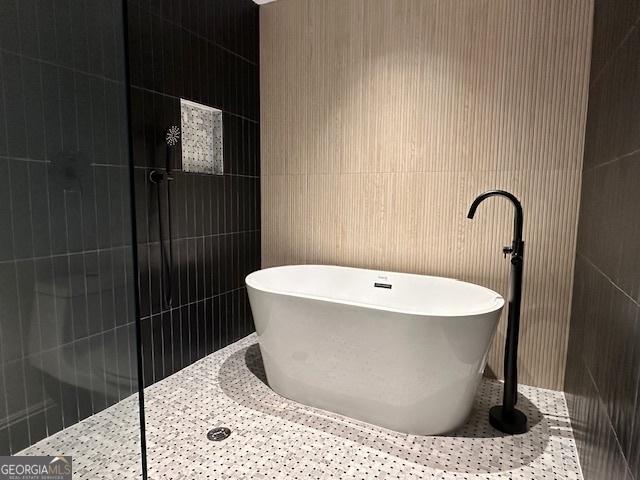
<box><xmin>583</xmin><ymin>147</ymin><xmax>640</xmax><ymax>174</ymax></box>
<box><xmin>590</xmin><ymin>25</ymin><xmax>638</xmax><ymax>89</ymax></box>
<box><xmin>16</xmin><ymin>29</ymin><xmax>37</xmax><ymax>448</ymax></box>
<box><xmin>129</xmin><ymin>84</ymin><xmax>259</xmax><ymax>125</ymax></box>
<box><xmin>583</xmin><ymin>359</ymin><xmax>631</xmax><ymax>472</ymax></box>
<box><xmin>0</xmin><ymin>47</ymin><xmax>125</xmax><ymax>89</ymax></box>
<box><xmin>579</xmin><ymin>253</ymin><xmax>639</xmax><ymax>308</ymax></box>
<box><xmin>129</xmin><ymin>1</ymin><xmax>259</xmax><ymax>67</ymax></box>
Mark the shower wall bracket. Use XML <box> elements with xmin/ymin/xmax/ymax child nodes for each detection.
<box><xmin>149</xmin><ymin>124</ymin><xmax>180</xmax><ymax>310</ymax></box>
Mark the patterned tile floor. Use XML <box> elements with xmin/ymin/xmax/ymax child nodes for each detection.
<box><xmin>22</xmin><ymin>334</ymin><xmax>583</xmax><ymax>479</ymax></box>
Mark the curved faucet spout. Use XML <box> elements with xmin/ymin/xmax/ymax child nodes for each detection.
<box><xmin>467</xmin><ymin>189</ymin><xmax>523</xmax><ymax>247</ymax></box>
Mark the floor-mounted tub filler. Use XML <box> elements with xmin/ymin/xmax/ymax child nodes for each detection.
<box><xmin>246</xmin><ymin>265</ymin><xmax>504</xmax><ymax>435</ymax></box>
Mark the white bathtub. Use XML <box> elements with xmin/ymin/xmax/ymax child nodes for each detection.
<box><xmin>245</xmin><ymin>265</ymin><xmax>504</xmax><ymax>435</ymax></box>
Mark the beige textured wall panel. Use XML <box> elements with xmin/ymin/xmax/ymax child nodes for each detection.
<box><xmin>260</xmin><ymin>0</ymin><xmax>592</xmax><ymax>389</ymax></box>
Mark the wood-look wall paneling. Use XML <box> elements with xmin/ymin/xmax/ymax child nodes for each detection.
<box><xmin>260</xmin><ymin>0</ymin><xmax>593</xmax><ymax>390</ymax></box>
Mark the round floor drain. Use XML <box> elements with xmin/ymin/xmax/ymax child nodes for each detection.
<box><xmin>207</xmin><ymin>427</ymin><xmax>231</xmax><ymax>441</ymax></box>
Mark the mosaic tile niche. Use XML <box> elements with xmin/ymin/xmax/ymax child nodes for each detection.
<box><xmin>180</xmin><ymin>99</ymin><xmax>224</xmax><ymax>175</ymax></box>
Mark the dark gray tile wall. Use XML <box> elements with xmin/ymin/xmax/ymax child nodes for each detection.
<box><xmin>126</xmin><ymin>0</ymin><xmax>260</xmax><ymax>387</ymax></box>
<box><xmin>565</xmin><ymin>2</ymin><xmax>640</xmax><ymax>479</ymax></box>
<box><xmin>0</xmin><ymin>0</ymin><xmax>138</xmax><ymax>455</ymax></box>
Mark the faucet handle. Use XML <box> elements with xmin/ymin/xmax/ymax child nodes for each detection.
<box><xmin>502</xmin><ymin>245</ymin><xmax>514</xmax><ymax>258</ymax></box>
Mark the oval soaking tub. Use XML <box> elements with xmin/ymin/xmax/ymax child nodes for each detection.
<box><xmin>245</xmin><ymin>265</ymin><xmax>504</xmax><ymax>435</ymax></box>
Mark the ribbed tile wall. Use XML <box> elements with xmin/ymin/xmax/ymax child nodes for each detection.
<box><xmin>260</xmin><ymin>0</ymin><xmax>593</xmax><ymax>390</ymax></box>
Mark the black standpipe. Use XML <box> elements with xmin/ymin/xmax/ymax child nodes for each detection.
<box><xmin>467</xmin><ymin>189</ymin><xmax>528</xmax><ymax>435</ymax></box>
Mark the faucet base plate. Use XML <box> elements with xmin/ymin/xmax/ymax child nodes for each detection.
<box><xmin>489</xmin><ymin>405</ymin><xmax>528</xmax><ymax>435</ymax></box>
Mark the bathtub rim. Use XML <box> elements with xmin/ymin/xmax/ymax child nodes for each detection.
<box><xmin>246</xmin><ymin>264</ymin><xmax>505</xmax><ymax>318</ymax></box>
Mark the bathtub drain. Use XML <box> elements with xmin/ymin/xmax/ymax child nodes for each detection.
<box><xmin>207</xmin><ymin>427</ymin><xmax>231</xmax><ymax>441</ymax></box>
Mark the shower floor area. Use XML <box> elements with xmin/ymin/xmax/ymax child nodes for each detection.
<box><xmin>21</xmin><ymin>334</ymin><xmax>583</xmax><ymax>479</ymax></box>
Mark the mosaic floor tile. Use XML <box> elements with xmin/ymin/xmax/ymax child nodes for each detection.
<box><xmin>21</xmin><ymin>334</ymin><xmax>583</xmax><ymax>479</ymax></box>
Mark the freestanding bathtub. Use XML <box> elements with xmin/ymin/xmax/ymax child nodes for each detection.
<box><xmin>245</xmin><ymin>265</ymin><xmax>504</xmax><ymax>435</ymax></box>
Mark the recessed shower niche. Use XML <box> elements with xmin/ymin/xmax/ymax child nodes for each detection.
<box><xmin>180</xmin><ymin>99</ymin><xmax>224</xmax><ymax>175</ymax></box>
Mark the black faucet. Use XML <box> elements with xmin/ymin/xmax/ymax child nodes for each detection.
<box><xmin>467</xmin><ymin>189</ymin><xmax>528</xmax><ymax>435</ymax></box>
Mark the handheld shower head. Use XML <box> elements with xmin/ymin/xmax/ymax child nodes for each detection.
<box><xmin>166</xmin><ymin>125</ymin><xmax>180</xmax><ymax>146</ymax></box>
<box><xmin>154</xmin><ymin>124</ymin><xmax>181</xmax><ymax>310</ymax></box>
